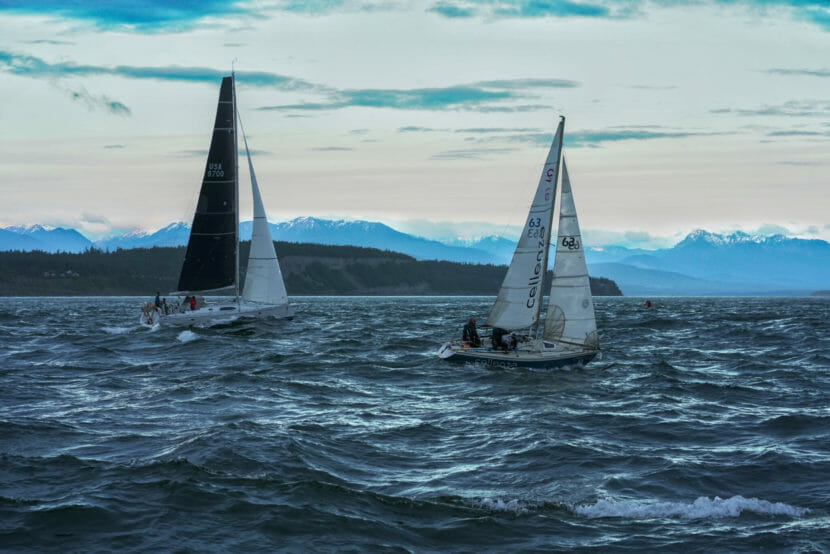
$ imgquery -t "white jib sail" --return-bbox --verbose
[240,133,289,306]
[542,158,599,350]
[486,117,564,331]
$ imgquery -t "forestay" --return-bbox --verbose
[486,117,564,331]
[240,128,289,306]
[543,159,599,350]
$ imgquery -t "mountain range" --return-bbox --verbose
[0,225,92,254]
[1,219,827,295]
[585,230,830,295]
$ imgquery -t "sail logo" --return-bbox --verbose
[526,222,546,309]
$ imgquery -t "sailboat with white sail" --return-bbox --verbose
[141,73,293,326]
[437,117,599,368]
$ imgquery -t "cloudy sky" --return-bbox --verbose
[1,0,828,247]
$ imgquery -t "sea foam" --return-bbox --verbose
[177,330,199,343]
[470,498,531,514]
[574,495,809,519]
[102,326,133,335]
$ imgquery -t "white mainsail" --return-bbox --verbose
[543,158,599,350]
[486,117,564,331]
[240,131,289,306]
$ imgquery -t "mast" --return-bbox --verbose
[485,116,565,333]
[531,116,564,339]
[232,71,240,301]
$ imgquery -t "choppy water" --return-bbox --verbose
[1,296,829,551]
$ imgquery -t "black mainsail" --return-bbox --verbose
[177,76,238,293]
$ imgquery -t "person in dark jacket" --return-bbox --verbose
[492,327,516,352]
[462,317,481,347]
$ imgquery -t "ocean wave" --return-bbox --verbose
[177,330,199,343]
[3,296,829,550]
[467,497,534,514]
[573,495,809,519]
[101,325,136,335]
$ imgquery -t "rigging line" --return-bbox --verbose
[498,124,559,248]
[550,338,595,349]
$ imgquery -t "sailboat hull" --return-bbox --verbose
[141,301,294,327]
[437,342,597,369]
[139,74,294,329]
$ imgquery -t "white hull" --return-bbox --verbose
[141,301,294,326]
[436,119,600,370]
[437,340,598,369]
[143,75,295,331]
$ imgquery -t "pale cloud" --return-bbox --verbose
[777,160,822,166]
[64,85,131,116]
[753,223,792,236]
[430,147,517,160]
[767,67,830,78]
[81,213,110,225]
[1,0,828,240]
[712,100,830,118]
[425,0,830,32]
[0,0,251,31]
[0,51,323,91]
[256,79,577,113]
[582,229,678,249]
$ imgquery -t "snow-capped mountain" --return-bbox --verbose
[262,217,500,263]
[3,221,828,295]
[587,230,830,294]
[96,222,190,250]
[443,235,517,264]
[93,217,500,263]
[0,225,93,253]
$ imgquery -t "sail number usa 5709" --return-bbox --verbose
[206,163,224,178]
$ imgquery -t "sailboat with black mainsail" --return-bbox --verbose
[141,73,294,326]
[437,117,599,368]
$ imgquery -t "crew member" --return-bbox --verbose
[462,317,481,347]
[492,327,516,352]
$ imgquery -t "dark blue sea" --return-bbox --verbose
[1,296,828,552]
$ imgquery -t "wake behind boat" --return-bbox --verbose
[437,117,600,369]
[141,73,294,326]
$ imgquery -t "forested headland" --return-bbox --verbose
[0,242,623,296]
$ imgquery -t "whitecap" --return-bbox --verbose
[102,326,134,335]
[470,497,530,514]
[574,495,809,519]
[177,330,199,343]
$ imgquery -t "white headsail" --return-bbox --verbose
[543,158,599,350]
[240,131,289,306]
[486,117,564,331]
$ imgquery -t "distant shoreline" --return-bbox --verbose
[0,244,623,297]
